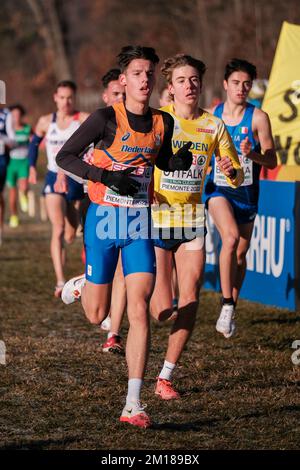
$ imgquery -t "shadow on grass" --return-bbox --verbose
[152,404,300,432]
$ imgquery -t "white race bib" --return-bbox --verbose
[213,154,253,186]
[104,162,152,207]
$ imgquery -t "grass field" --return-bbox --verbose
[0,209,300,450]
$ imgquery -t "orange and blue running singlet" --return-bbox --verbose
[55,102,174,284]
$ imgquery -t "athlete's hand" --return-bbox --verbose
[28,166,37,185]
[54,172,68,193]
[101,167,141,197]
[240,136,252,156]
[169,141,193,171]
[83,147,94,165]
[216,156,236,179]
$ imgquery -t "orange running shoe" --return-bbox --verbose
[120,402,151,428]
[155,378,180,400]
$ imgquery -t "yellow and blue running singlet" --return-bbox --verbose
[152,103,242,249]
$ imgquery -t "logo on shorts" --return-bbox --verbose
[121,132,131,142]
[87,265,92,276]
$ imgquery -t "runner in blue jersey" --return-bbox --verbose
[204,59,277,338]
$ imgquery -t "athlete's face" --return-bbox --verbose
[102,80,125,106]
[11,109,22,127]
[224,71,252,104]
[159,88,172,107]
[54,86,75,114]
[169,65,201,107]
[120,59,156,104]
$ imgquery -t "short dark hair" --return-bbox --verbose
[56,80,77,93]
[161,54,206,84]
[101,68,121,89]
[9,103,26,116]
[117,46,159,72]
[224,59,257,81]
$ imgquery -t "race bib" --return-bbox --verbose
[104,162,152,207]
[160,154,206,193]
[10,145,28,159]
[213,154,253,186]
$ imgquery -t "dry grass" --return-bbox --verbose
[0,215,300,450]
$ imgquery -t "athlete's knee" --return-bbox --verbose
[127,299,149,324]
[84,304,106,325]
[52,223,65,240]
[237,250,248,268]
[64,232,75,244]
[222,231,239,252]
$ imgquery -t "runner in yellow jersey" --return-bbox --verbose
[150,53,244,400]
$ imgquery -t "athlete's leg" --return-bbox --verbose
[9,186,17,217]
[109,255,126,333]
[166,238,204,364]
[125,272,154,378]
[155,238,204,399]
[150,247,173,321]
[207,197,239,299]
[64,200,80,244]
[233,221,254,303]
[45,193,67,289]
[18,176,29,213]
[6,162,19,225]
[81,280,112,325]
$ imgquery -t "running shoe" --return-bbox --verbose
[102,334,124,354]
[216,304,236,338]
[9,215,19,228]
[120,401,151,428]
[155,378,180,400]
[61,274,85,304]
[100,315,111,331]
[19,193,28,213]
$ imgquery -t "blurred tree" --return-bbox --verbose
[26,0,72,81]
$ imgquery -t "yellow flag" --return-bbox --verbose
[262,21,300,181]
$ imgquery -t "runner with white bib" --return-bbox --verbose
[204,58,277,338]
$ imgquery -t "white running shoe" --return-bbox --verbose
[216,304,236,338]
[100,315,111,331]
[120,401,151,428]
[61,274,85,305]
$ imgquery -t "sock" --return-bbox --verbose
[108,331,119,339]
[158,360,176,381]
[126,378,143,405]
[222,297,235,306]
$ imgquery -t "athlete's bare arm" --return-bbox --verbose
[240,108,277,169]
[28,114,52,184]
[34,114,52,137]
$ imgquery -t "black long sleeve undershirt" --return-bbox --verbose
[56,106,174,183]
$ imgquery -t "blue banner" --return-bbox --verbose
[204,181,300,310]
